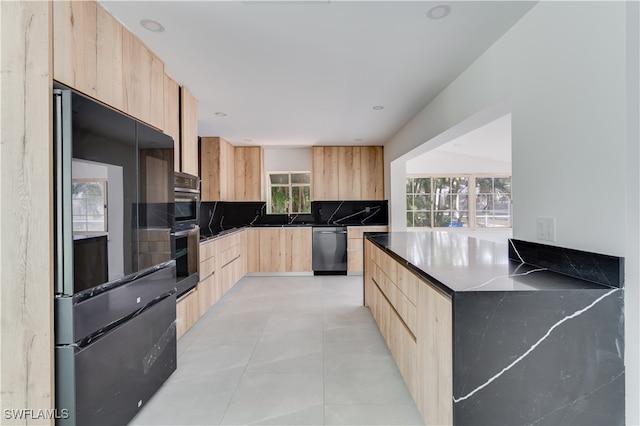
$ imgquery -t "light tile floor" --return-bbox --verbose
[130,275,424,426]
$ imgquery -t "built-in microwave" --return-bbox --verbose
[174,172,200,228]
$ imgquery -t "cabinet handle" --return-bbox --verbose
[221,254,241,269]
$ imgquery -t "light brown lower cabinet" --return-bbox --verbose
[176,288,199,339]
[364,240,453,425]
[177,230,247,338]
[247,227,312,273]
[347,225,388,274]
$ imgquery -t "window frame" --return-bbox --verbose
[266,171,311,214]
[406,174,512,230]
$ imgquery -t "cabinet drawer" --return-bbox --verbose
[220,244,241,267]
[199,240,217,261]
[199,256,216,281]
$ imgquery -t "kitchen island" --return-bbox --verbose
[364,232,625,426]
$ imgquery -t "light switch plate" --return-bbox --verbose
[536,217,556,242]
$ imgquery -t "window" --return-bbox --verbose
[406,175,511,229]
[72,179,108,233]
[268,172,311,214]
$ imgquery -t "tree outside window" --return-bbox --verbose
[406,175,511,229]
[268,172,311,214]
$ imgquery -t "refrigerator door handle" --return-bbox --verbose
[54,89,74,296]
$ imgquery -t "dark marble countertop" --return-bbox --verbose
[200,223,388,242]
[366,232,611,295]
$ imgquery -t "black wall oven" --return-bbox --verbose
[172,172,200,297]
[172,226,199,297]
[174,172,199,228]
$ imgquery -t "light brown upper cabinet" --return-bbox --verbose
[53,1,124,111]
[54,1,165,130]
[201,138,264,201]
[312,146,384,200]
[234,146,264,201]
[122,30,164,130]
[200,137,235,201]
[163,75,180,170]
[180,86,199,176]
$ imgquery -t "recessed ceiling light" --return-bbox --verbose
[427,4,451,20]
[244,139,253,142]
[372,106,384,110]
[140,19,164,33]
[355,138,364,142]
[214,112,227,117]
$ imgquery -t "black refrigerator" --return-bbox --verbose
[53,86,178,425]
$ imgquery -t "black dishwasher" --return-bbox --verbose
[312,227,347,275]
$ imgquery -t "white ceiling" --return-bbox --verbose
[99,1,535,148]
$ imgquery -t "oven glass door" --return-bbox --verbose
[175,192,199,225]
[173,227,199,295]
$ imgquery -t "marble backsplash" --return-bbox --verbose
[199,200,388,235]
[508,239,624,288]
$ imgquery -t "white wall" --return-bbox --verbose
[263,147,312,172]
[384,2,638,422]
[406,150,510,175]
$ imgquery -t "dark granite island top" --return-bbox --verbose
[364,231,625,426]
[366,231,621,294]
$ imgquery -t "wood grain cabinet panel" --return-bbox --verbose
[347,226,388,273]
[181,86,199,176]
[364,240,453,425]
[247,228,312,273]
[176,289,199,339]
[285,228,312,272]
[360,146,384,200]
[122,30,164,129]
[312,146,339,200]
[53,1,124,110]
[53,1,98,95]
[235,146,264,201]
[200,137,235,201]
[163,75,180,170]
[312,146,383,200]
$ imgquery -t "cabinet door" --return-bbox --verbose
[416,283,453,425]
[95,5,123,110]
[176,288,200,339]
[200,137,235,201]
[360,146,384,200]
[181,86,199,176]
[312,146,339,200]
[258,229,286,272]
[163,75,180,170]
[235,146,263,201]
[285,228,312,272]
[53,1,97,96]
[122,31,164,129]
[338,147,361,200]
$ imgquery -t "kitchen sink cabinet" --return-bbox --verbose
[312,146,384,200]
[247,228,312,273]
